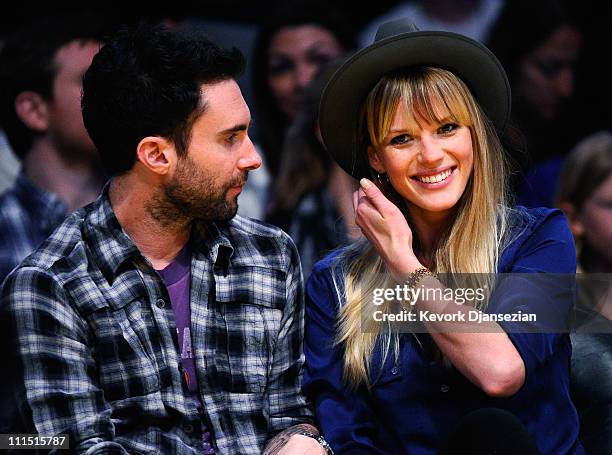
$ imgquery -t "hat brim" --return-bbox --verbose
[319,31,511,179]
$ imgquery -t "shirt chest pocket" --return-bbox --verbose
[66,276,170,402]
[214,265,285,394]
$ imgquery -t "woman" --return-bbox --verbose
[252,2,353,178]
[557,131,612,278]
[266,58,359,275]
[241,3,352,221]
[556,131,612,455]
[303,18,582,454]
[486,0,582,207]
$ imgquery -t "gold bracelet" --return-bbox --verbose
[406,267,436,290]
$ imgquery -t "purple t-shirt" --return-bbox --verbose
[158,246,214,454]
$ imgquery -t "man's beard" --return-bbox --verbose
[147,156,246,226]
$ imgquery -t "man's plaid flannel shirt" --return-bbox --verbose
[1,185,313,454]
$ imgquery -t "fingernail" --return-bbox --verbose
[360,178,372,189]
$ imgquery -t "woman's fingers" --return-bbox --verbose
[353,188,370,209]
[359,178,397,216]
[353,181,417,276]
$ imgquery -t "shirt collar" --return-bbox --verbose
[190,218,234,270]
[84,180,235,282]
[83,181,140,282]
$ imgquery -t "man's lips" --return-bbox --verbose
[230,174,248,188]
[229,175,248,192]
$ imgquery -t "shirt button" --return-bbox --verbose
[440,384,450,393]
[155,298,166,309]
[391,366,399,375]
[183,423,194,434]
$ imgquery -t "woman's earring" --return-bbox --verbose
[375,172,389,184]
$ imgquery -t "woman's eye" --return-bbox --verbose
[308,52,333,67]
[438,123,458,134]
[269,57,294,76]
[594,199,612,210]
[390,134,411,145]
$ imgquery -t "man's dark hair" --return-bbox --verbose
[82,23,245,176]
[0,13,107,158]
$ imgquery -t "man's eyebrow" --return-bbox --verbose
[217,123,249,135]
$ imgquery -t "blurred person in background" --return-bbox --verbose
[0,14,107,282]
[487,0,582,207]
[557,131,612,277]
[247,1,353,221]
[556,130,612,455]
[266,57,360,276]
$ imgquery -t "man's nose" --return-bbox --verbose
[238,136,262,171]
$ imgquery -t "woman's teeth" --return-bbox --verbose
[415,168,453,183]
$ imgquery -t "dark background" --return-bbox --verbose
[0,1,609,150]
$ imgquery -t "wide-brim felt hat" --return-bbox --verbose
[319,17,511,179]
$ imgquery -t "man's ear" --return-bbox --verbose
[135,137,176,176]
[14,91,49,132]
[558,202,585,238]
[367,145,385,173]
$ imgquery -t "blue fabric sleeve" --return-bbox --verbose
[490,209,577,378]
[303,262,387,454]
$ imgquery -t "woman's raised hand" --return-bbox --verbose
[353,178,423,280]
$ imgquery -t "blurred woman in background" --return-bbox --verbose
[252,1,353,179]
[556,130,612,455]
[487,0,582,207]
[266,58,359,276]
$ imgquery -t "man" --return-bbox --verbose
[0,14,107,283]
[1,23,329,454]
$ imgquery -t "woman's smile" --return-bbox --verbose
[411,165,457,187]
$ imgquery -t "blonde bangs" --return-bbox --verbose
[365,67,474,149]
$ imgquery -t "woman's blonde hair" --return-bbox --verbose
[335,66,513,388]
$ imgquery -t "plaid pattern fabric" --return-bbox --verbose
[289,190,349,278]
[0,173,67,283]
[1,184,313,454]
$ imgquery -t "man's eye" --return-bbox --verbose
[438,123,458,134]
[390,134,411,145]
[226,134,238,145]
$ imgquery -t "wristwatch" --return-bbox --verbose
[297,431,334,454]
